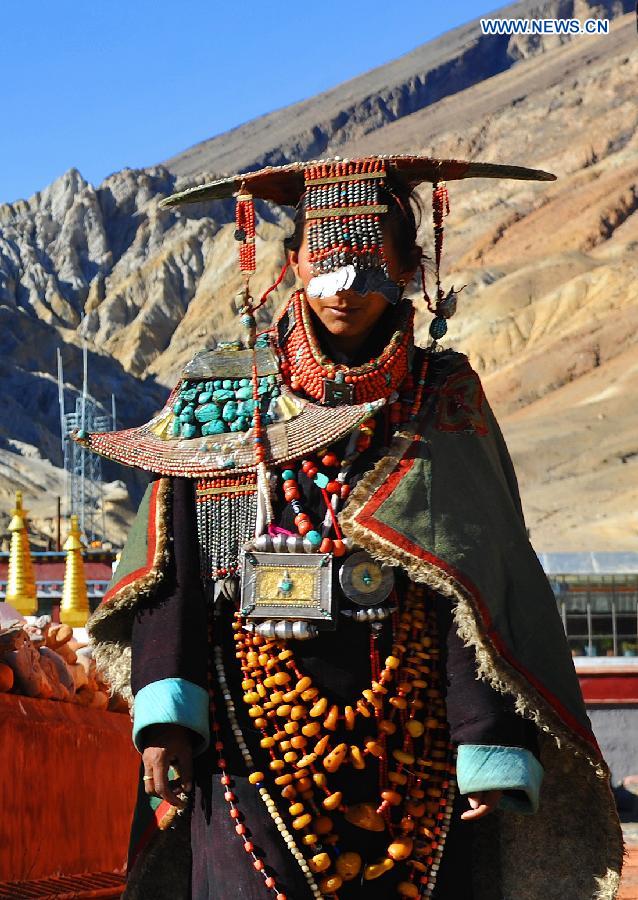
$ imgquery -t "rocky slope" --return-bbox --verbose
[0,1,635,550]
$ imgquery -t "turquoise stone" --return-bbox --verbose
[181,387,198,402]
[170,419,181,437]
[202,420,226,435]
[282,469,295,481]
[229,418,248,432]
[179,408,194,423]
[172,398,184,415]
[262,413,272,425]
[222,379,232,389]
[205,381,213,391]
[222,402,238,423]
[194,403,220,423]
[213,389,234,401]
[236,386,252,400]
[237,399,256,416]
[313,472,329,489]
[232,380,240,389]
[198,391,212,403]
[306,530,322,547]
[239,378,250,387]
[180,422,197,438]
[213,380,222,389]
[196,381,205,390]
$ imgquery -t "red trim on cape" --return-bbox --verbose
[101,480,161,607]
[353,437,601,756]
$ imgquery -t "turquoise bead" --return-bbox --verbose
[222,379,232,389]
[213,380,222,389]
[282,469,295,481]
[306,530,322,547]
[172,398,184,415]
[180,422,197,438]
[213,389,234,401]
[236,386,252,400]
[313,472,329,489]
[179,408,194,423]
[194,403,220,423]
[239,378,250,387]
[222,402,237,423]
[198,391,212,403]
[202,420,226,435]
[170,419,181,437]
[181,388,198,402]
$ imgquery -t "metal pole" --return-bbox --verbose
[57,348,65,455]
[56,495,61,552]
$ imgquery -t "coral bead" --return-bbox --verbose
[332,540,346,557]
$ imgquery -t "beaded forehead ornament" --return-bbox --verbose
[301,158,402,305]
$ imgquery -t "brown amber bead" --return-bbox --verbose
[345,803,385,832]
[336,852,362,881]
[363,857,394,880]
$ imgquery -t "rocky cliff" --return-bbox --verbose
[0,0,636,550]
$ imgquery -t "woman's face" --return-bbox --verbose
[288,224,416,350]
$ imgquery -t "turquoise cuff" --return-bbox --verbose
[133,677,210,756]
[456,744,544,815]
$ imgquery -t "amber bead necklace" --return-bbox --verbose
[231,583,456,898]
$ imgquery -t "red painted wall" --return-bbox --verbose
[0,694,138,881]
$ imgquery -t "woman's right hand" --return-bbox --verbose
[141,723,194,809]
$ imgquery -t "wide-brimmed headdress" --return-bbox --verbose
[160,154,555,341]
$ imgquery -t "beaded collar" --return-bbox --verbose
[276,291,415,407]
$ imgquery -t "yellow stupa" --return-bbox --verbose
[5,491,37,616]
[60,515,90,628]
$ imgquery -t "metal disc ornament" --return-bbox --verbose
[339,551,394,607]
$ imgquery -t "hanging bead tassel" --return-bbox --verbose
[429,181,451,342]
[235,191,257,274]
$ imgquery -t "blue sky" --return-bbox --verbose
[1,0,504,204]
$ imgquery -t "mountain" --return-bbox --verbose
[0,0,636,550]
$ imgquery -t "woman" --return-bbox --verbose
[82,156,622,899]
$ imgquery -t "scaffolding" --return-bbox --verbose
[57,344,116,543]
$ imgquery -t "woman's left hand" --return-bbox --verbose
[460,790,503,821]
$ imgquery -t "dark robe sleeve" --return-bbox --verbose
[131,477,208,696]
[438,598,539,756]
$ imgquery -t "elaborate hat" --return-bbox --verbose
[160,155,556,334]
[159,154,556,209]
